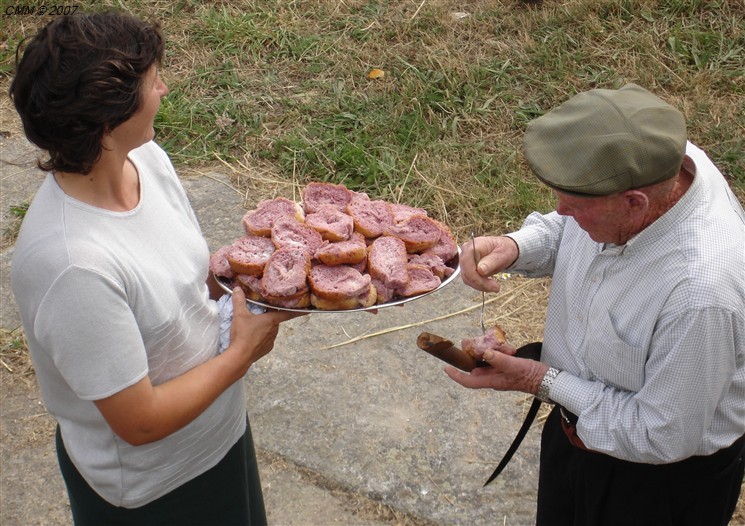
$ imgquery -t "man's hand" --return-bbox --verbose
[445,347,548,395]
[460,235,519,293]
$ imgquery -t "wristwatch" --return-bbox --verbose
[535,366,560,403]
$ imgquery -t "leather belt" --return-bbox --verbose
[559,406,589,450]
[482,342,543,486]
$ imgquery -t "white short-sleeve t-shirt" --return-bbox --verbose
[11,141,246,508]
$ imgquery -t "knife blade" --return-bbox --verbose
[471,232,486,335]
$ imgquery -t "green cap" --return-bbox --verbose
[523,84,687,196]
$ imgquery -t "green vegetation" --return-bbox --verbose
[2,0,743,239]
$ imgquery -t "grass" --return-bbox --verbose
[5,0,741,237]
[0,0,745,239]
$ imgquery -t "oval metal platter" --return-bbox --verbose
[215,248,461,313]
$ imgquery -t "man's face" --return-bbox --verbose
[554,190,632,244]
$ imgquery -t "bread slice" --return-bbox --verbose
[309,264,372,301]
[461,324,509,360]
[368,235,409,290]
[226,235,275,276]
[302,182,353,214]
[347,193,393,238]
[260,247,310,301]
[421,218,459,263]
[210,245,235,279]
[385,215,442,253]
[310,286,377,310]
[271,218,325,256]
[305,204,354,242]
[243,197,304,237]
[397,263,441,297]
[314,232,367,266]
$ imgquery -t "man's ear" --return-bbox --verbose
[623,190,649,213]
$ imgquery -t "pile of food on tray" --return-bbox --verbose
[210,182,460,310]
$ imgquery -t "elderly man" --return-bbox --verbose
[449,84,745,526]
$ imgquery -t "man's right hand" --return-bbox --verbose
[460,235,519,293]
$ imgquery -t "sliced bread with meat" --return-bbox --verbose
[226,235,276,276]
[368,235,409,291]
[243,197,305,237]
[302,182,354,214]
[305,204,354,242]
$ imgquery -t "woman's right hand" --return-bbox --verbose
[224,287,304,378]
[460,235,519,293]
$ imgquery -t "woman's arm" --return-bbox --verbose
[95,287,299,445]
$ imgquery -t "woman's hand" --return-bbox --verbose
[460,235,519,293]
[222,287,304,380]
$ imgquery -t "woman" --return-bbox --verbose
[10,11,298,524]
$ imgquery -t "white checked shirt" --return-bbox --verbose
[507,142,745,463]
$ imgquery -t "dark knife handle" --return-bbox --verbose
[416,333,488,372]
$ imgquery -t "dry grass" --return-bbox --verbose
[0,329,33,384]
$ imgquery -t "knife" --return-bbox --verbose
[416,332,489,372]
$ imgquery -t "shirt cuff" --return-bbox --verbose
[550,371,604,416]
[504,229,545,269]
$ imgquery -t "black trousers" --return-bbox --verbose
[56,419,267,526]
[536,406,745,526]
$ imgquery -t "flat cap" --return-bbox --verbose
[523,83,687,196]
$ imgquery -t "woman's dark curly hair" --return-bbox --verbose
[9,12,164,175]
